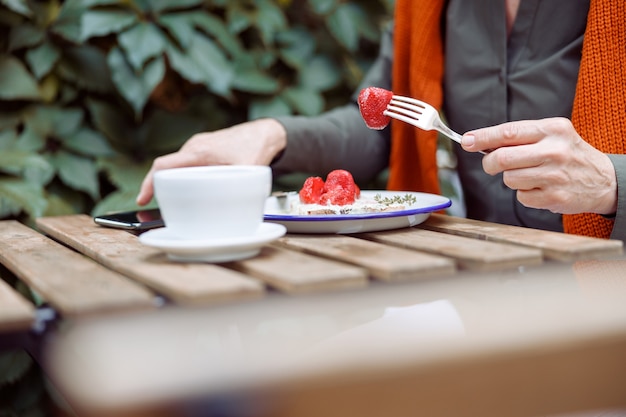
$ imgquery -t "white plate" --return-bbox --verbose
[263,190,451,234]
[139,222,286,263]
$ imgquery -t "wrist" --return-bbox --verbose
[597,156,618,215]
[256,118,287,164]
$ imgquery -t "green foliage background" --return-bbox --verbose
[0,0,394,224]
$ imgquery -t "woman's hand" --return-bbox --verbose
[461,117,617,215]
[136,118,287,206]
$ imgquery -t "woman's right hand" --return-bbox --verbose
[136,118,287,206]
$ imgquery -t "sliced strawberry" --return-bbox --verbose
[358,87,393,130]
[319,189,354,206]
[299,176,325,204]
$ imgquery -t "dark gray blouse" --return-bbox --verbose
[272,0,626,242]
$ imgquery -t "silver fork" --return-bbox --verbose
[384,95,487,154]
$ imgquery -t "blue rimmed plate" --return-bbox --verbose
[263,190,451,234]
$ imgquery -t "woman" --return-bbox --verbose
[137,0,626,243]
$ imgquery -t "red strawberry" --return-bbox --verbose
[299,176,325,204]
[299,170,360,206]
[358,87,393,130]
[320,170,358,205]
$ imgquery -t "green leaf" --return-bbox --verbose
[0,150,55,186]
[83,0,126,6]
[0,129,17,150]
[158,12,196,49]
[108,48,165,117]
[353,6,381,42]
[232,68,279,94]
[0,55,41,100]
[9,23,44,51]
[43,191,81,217]
[0,0,32,17]
[166,35,233,96]
[298,55,341,91]
[57,45,114,93]
[282,86,324,116]
[0,177,48,218]
[139,109,208,154]
[53,107,84,138]
[277,27,316,69]
[179,94,230,132]
[7,361,45,415]
[249,96,291,120]
[91,189,144,215]
[80,10,137,41]
[23,105,83,139]
[134,0,204,14]
[50,0,86,43]
[226,5,252,34]
[98,154,152,192]
[51,151,100,200]
[0,113,21,131]
[192,13,243,58]
[63,127,114,157]
[327,3,360,52]
[21,107,49,136]
[26,41,61,80]
[253,2,287,45]
[15,123,46,152]
[0,350,33,387]
[45,181,89,215]
[255,49,278,70]
[309,0,336,15]
[59,84,79,104]
[86,98,135,149]
[118,22,166,71]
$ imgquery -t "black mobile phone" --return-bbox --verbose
[94,208,164,231]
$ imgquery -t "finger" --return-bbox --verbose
[464,120,547,153]
[516,188,571,214]
[135,152,210,206]
[482,143,545,175]
[501,168,546,191]
[136,168,155,206]
[516,188,544,210]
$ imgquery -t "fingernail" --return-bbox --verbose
[462,134,475,147]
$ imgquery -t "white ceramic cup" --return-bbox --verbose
[153,165,272,240]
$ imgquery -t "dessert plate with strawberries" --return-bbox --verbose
[264,190,451,234]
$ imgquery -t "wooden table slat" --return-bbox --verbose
[274,235,455,281]
[0,278,36,333]
[363,227,543,271]
[36,216,265,306]
[421,214,624,261]
[228,246,369,293]
[0,220,155,316]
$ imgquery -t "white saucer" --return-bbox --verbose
[139,222,287,263]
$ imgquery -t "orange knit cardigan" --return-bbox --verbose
[388,0,626,239]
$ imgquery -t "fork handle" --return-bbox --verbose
[433,118,487,154]
[432,118,462,145]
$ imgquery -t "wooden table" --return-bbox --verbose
[1,214,626,417]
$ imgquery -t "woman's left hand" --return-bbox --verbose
[461,117,617,215]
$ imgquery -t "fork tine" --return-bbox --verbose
[391,95,429,109]
[386,104,423,119]
[388,100,425,116]
[383,108,424,130]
